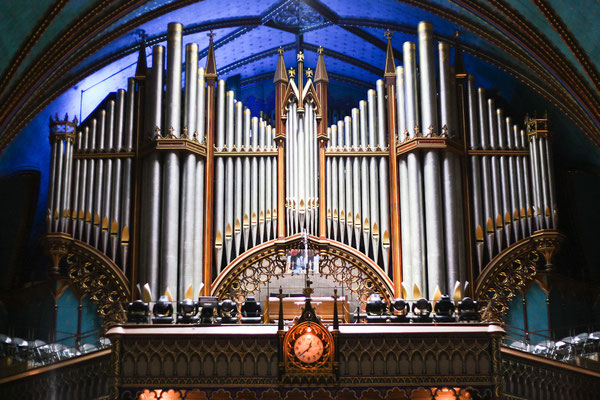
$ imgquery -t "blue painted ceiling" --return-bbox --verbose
[0,0,599,154]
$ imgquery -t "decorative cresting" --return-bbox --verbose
[211,235,394,301]
[45,232,130,329]
[475,230,563,322]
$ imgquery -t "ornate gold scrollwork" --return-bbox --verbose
[211,235,394,301]
[44,233,130,329]
[475,230,563,323]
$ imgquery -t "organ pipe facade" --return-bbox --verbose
[46,20,560,303]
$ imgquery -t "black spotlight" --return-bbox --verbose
[127,300,149,323]
[198,296,219,324]
[177,298,199,324]
[390,298,410,323]
[434,295,456,322]
[219,299,238,324]
[241,297,262,324]
[152,295,174,324]
[411,298,432,322]
[457,297,480,321]
[366,294,387,323]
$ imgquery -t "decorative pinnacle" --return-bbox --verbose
[428,125,434,137]
[208,30,215,39]
[317,46,324,55]
[168,126,175,138]
[288,67,296,78]
[384,29,393,40]
[305,68,313,79]
[442,124,448,137]
[277,47,284,55]
[297,51,304,62]
[183,126,189,138]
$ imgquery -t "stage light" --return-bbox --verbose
[218,299,238,324]
[152,295,174,324]
[366,293,387,323]
[241,297,262,324]
[198,296,219,324]
[457,297,479,321]
[389,298,409,323]
[127,299,149,324]
[176,298,199,324]
[411,298,432,322]
[434,294,456,322]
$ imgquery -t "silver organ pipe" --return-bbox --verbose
[46,19,563,305]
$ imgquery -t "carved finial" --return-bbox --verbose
[274,46,288,84]
[297,51,304,62]
[205,30,217,79]
[404,129,409,142]
[277,47,284,55]
[183,126,189,138]
[384,29,396,78]
[208,30,215,39]
[135,30,148,78]
[441,124,448,137]
[305,68,313,79]
[315,46,329,84]
[193,130,198,141]
[154,126,161,139]
[288,67,296,79]
[168,126,175,138]
[428,124,434,137]
[415,124,421,137]
[384,29,393,40]
[318,46,324,55]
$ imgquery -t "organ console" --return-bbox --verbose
[45,19,560,310]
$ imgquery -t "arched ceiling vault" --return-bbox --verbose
[0,0,599,153]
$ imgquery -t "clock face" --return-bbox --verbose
[293,332,324,364]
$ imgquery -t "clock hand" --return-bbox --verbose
[299,341,312,356]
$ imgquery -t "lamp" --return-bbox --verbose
[366,293,387,323]
[218,299,238,324]
[389,298,409,323]
[434,294,456,322]
[241,297,262,324]
[152,295,174,324]
[457,297,479,321]
[177,298,199,324]
[127,299,149,323]
[411,298,432,322]
[198,296,219,324]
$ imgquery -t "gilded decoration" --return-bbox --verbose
[211,235,394,302]
[44,233,130,329]
[475,230,563,323]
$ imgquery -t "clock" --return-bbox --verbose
[284,321,332,370]
[293,332,324,364]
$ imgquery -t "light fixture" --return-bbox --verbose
[434,294,456,322]
[177,298,199,324]
[127,299,149,324]
[198,296,219,324]
[241,297,262,324]
[152,295,174,324]
[457,297,479,321]
[218,298,238,324]
[366,293,387,323]
[411,298,432,322]
[389,298,409,323]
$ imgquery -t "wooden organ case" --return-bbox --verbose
[38,17,574,400]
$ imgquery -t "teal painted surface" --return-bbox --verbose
[56,287,79,347]
[80,297,102,344]
[504,291,525,342]
[526,283,549,344]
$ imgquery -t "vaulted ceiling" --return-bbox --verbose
[0,0,599,154]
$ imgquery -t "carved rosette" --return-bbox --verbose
[44,234,130,329]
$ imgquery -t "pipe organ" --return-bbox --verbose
[46,19,559,304]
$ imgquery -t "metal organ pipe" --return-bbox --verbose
[92,110,106,248]
[251,116,259,245]
[344,116,353,246]
[477,89,495,260]
[214,81,226,272]
[376,80,390,274]
[109,90,125,260]
[101,100,114,252]
[351,109,362,248]
[496,108,512,247]
[235,102,244,250]
[243,108,251,250]
[419,22,444,297]
[506,117,520,242]
[403,40,426,297]
[194,67,206,293]
[521,129,534,235]
[367,90,380,263]
[513,124,527,239]
[359,101,370,251]
[331,124,339,241]
[121,78,135,273]
[487,99,503,253]
[84,118,97,243]
[337,120,347,242]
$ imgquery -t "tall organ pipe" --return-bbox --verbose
[520,129,534,235]
[214,81,226,272]
[180,43,198,299]
[62,133,74,233]
[396,66,412,291]
[419,22,444,297]
[194,67,206,296]
[84,119,97,244]
[367,91,380,263]
[376,80,390,274]
[331,124,339,241]
[109,90,125,261]
[513,124,527,238]
[76,127,89,239]
[120,78,135,273]
[160,22,183,298]
[224,91,235,264]
[342,116,352,245]
[265,123,273,241]
[92,110,106,248]
[235,101,244,250]
[141,45,163,300]
[478,89,495,260]
[71,131,82,236]
[250,116,259,245]
[439,42,458,293]
[258,120,266,241]
[496,109,512,247]
[529,133,544,230]
[403,41,425,296]
[351,109,362,247]
[359,101,370,253]
[337,120,346,242]
[506,117,520,241]
[243,108,251,250]
[544,135,557,228]
[467,77,484,270]
[47,134,58,232]
[326,127,332,238]
[537,134,551,228]
[101,100,114,252]
[487,99,503,253]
